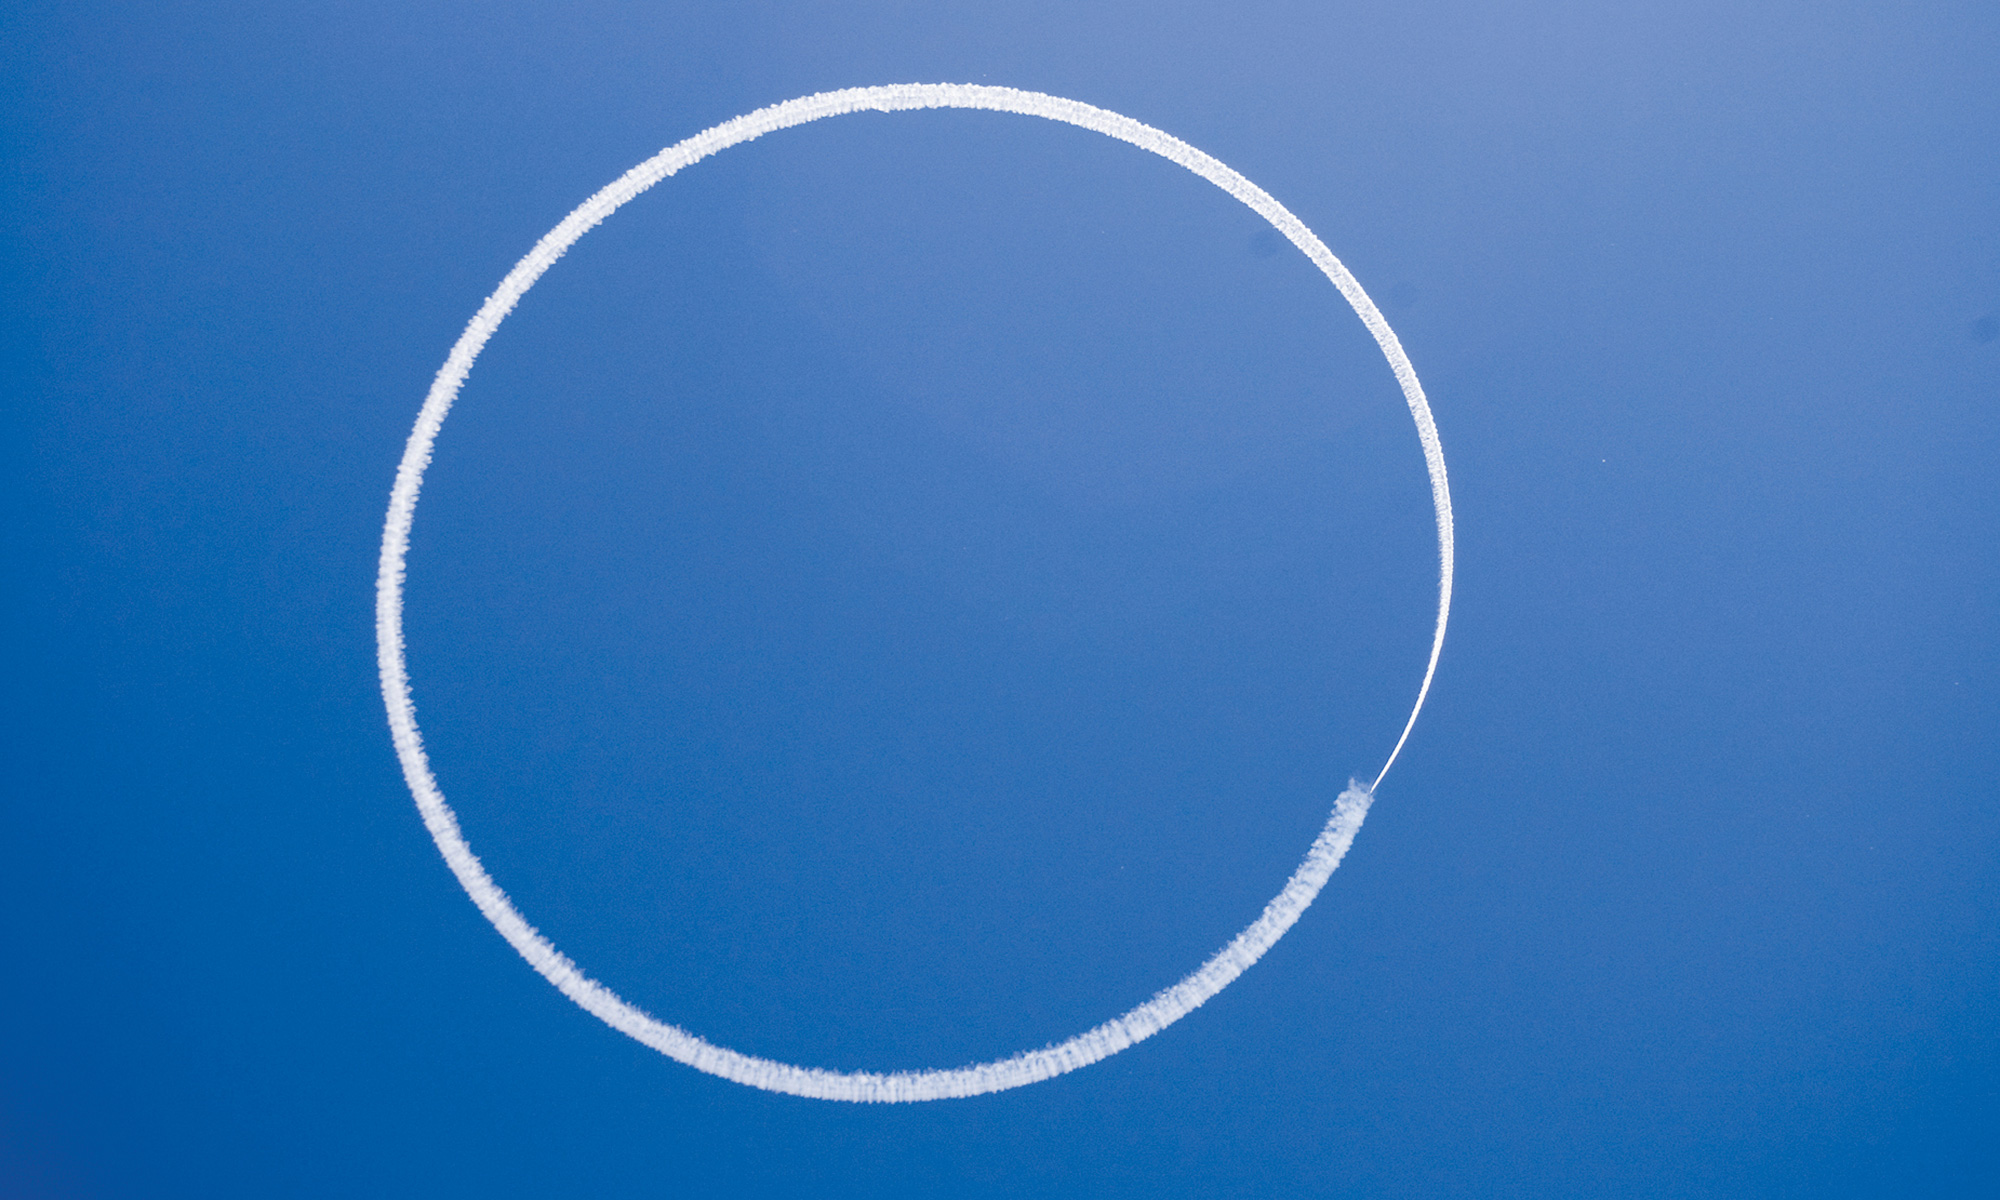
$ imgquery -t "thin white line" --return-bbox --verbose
[377,84,1453,1102]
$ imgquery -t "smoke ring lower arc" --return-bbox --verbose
[376,84,1454,1103]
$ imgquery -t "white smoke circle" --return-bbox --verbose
[378,84,1453,1102]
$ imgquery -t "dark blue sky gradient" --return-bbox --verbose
[4,2,1996,1196]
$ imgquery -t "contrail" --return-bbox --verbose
[378,85,1453,1102]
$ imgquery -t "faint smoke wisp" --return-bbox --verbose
[378,85,1454,1101]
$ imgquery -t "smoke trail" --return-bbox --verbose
[378,85,1453,1101]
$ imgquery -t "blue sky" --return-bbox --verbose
[4,2,1996,1196]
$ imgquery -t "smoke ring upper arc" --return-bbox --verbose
[376,84,1454,1103]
